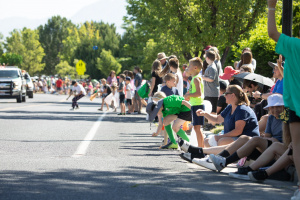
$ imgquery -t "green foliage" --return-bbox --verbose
[126,0,267,64]
[0,53,23,66]
[55,60,76,78]
[6,28,45,75]
[0,33,4,57]
[38,16,75,75]
[96,49,122,77]
[293,2,300,38]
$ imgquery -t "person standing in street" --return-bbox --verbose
[67,81,86,110]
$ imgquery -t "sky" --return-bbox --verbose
[0,0,128,39]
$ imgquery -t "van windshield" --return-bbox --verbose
[0,70,19,78]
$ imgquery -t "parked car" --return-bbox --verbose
[0,66,26,103]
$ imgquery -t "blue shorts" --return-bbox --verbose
[191,105,205,126]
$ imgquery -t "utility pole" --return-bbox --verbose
[282,0,293,37]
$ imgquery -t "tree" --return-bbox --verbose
[0,33,4,57]
[55,61,76,78]
[126,0,267,65]
[6,28,45,75]
[96,49,122,77]
[0,53,23,66]
[38,16,75,75]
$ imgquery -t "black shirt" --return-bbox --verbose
[217,94,227,114]
[151,71,163,95]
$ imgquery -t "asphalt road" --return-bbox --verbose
[0,94,297,200]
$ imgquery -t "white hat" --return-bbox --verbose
[263,94,284,110]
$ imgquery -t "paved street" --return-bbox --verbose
[0,94,297,200]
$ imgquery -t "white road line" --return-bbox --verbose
[72,112,107,158]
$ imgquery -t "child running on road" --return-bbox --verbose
[67,81,86,110]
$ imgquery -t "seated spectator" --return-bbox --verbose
[243,79,271,120]
[217,80,228,114]
[219,66,242,88]
[209,94,284,172]
[179,85,259,161]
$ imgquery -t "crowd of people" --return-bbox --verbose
[30,1,300,199]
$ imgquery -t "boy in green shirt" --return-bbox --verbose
[146,95,192,149]
[184,57,205,148]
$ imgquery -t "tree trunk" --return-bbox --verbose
[220,46,231,67]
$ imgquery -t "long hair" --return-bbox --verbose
[159,63,170,78]
[228,85,250,106]
[152,60,162,75]
[241,52,253,65]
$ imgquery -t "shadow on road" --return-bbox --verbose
[0,166,293,200]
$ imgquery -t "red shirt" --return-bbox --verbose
[56,79,63,88]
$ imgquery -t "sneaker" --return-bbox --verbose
[248,170,268,183]
[180,152,204,163]
[178,139,190,153]
[70,108,75,111]
[117,113,123,115]
[75,106,80,110]
[193,156,216,171]
[98,108,103,111]
[134,111,139,114]
[160,142,178,149]
[291,189,300,200]
[209,154,226,172]
[228,167,251,181]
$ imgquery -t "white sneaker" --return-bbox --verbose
[291,189,300,200]
[193,156,216,171]
[209,154,226,172]
[70,108,75,111]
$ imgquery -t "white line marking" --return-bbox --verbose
[72,112,107,158]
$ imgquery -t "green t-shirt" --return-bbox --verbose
[275,34,300,117]
[189,74,204,106]
[162,95,190,117]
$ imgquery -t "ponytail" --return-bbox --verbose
[159,63,170,78]
[239,91,250,106]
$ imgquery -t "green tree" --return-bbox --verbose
[0,33,4,57]
[55,60,76,78]
[126,0,267,65]
[0,53,23,66]
[96,49,122,77]
[6,28,45,75]
[38,16,75,75]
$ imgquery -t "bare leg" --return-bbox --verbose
[290,122,300,183]
[259,114,269,135]
[172,118,185,133]
[217,137,235,146]
[194,125,205,148]
[203,145,228,155]
[266,148,293,176]
[225,135,252,154]
[235,136,269,158]
[249,142,287,171]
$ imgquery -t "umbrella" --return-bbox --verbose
[233,72,275,88]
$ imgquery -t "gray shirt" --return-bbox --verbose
[135,73,142,90]
[265,115,282,142]
[204,62,220,97]
[118,81,125,95]
[214,60,223,76]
